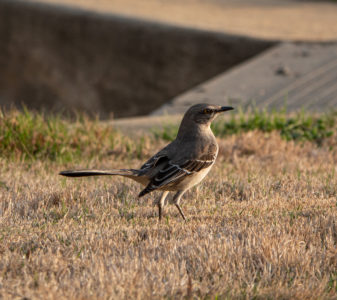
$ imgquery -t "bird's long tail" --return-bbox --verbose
[59,169,140,178]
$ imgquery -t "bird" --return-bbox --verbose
[59,103,234,221]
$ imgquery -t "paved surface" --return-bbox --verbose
[29,0,337,41]
[110,114,183,135]
[22,0,337,131]
[1,0,273,119]
[153,42,337,115]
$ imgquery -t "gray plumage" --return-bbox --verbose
[59,103,234,220]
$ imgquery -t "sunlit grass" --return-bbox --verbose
[0,108,336,299]
[155,108,336,146]
[0,108,154,163]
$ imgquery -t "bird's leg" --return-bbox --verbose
[157,191,169,221]
[175,204,186,221]
[172,191,187,221]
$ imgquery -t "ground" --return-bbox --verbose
[0,111,336,299]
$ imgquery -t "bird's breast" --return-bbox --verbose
[172,163,214,191]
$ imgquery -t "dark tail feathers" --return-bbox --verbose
[59,169,139,177]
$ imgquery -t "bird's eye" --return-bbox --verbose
[203,109,212,114]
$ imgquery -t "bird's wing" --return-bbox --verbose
[138,153,216,197]
[140,152,169,171]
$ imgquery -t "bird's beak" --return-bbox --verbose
[216,106,234,113]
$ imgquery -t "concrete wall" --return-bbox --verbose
[0,0,275,118]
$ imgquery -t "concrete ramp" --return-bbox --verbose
[153,43,337,114]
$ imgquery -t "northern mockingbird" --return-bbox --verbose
[60,103,234,221]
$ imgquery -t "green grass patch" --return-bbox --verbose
[0,108,119,162]
[155,108,336,145]
[1,108,336,162]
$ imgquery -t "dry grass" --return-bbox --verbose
[1,125,337,298]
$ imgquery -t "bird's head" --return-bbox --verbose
[183,103,234,126]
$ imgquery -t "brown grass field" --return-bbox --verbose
[0,113,337,299]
